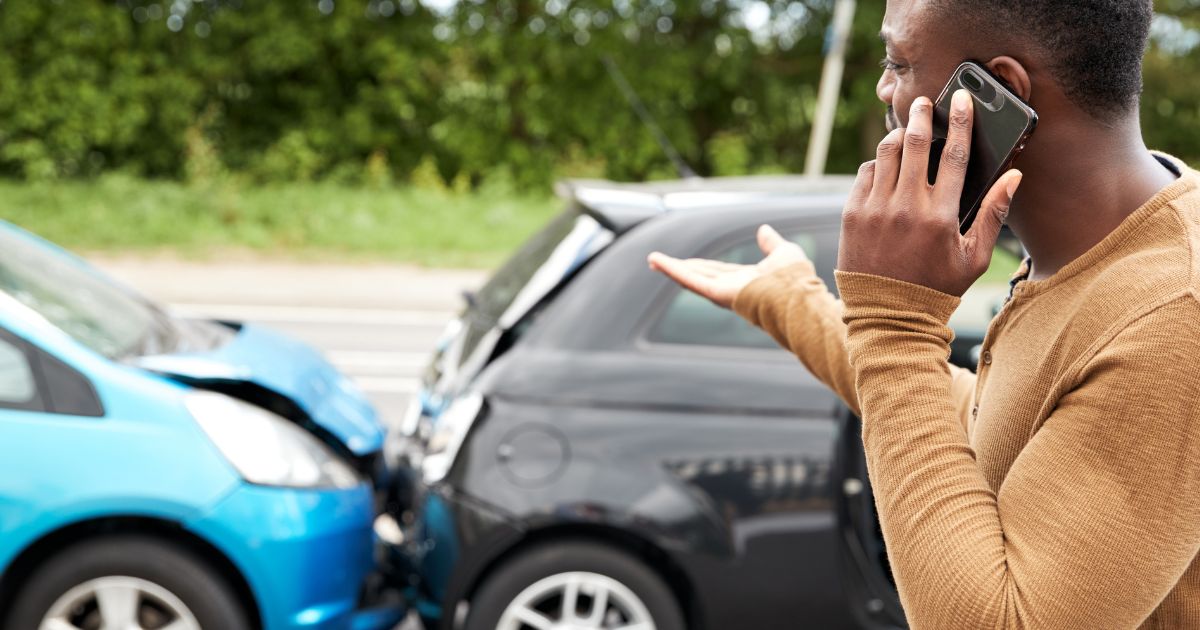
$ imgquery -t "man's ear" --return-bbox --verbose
[985,56,1032,102]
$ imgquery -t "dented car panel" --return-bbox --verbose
[386,175,1007,629]
[0,219,404,629]
[135,323,385,455]
[386,178,914,630]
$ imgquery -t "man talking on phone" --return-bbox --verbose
[650,1,1200,628]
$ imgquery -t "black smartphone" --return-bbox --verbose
[928,61,1038,234]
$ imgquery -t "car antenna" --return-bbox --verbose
[601,55,699,180]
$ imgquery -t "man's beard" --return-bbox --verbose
[885,106,901,133]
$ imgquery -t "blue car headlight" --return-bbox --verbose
[185,391,361,489]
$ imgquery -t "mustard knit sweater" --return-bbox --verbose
[732,163,1200,629]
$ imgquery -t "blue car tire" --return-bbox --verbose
[4,535,251,630]
[465,541,684,630]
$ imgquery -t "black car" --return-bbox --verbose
[381,176,1016,630]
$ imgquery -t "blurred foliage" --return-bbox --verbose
[0,0,1198,188]
[1145,0,1200,159]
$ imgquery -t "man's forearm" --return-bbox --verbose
[733,261,862,414]
[733,262,976,428]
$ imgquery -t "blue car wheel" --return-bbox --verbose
[4,536,250,630]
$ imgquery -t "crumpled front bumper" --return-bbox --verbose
[374,459,523,626]
[187,482,407,630]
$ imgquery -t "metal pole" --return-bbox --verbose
[805,0,857,178]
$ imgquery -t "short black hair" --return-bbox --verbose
[933,0,1153,118]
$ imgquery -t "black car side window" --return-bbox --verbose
[648,231,823,350]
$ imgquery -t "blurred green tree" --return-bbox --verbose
[0,0,1195,187]
[1144,0,1200,162]
[0,1,200,179]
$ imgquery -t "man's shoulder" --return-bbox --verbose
[1169,166,1200,227]
[1075,168,1200,329]
[1159,163,1200,295]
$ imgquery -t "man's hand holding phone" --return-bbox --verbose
[839,89,1023,298]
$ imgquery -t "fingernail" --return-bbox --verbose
[1006,171,1023,199]
[953,89,970,112]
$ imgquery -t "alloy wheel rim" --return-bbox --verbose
[497,571,656,630]
[39,575,201,630]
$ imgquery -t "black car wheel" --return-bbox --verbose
[467,541,684,630]
[5,535,251,630]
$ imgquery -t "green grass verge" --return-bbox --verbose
[0,175,1031,278]
[0,175,562,268]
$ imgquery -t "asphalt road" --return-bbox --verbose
[94,257,489,630]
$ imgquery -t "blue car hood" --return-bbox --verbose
[135,324,384,455]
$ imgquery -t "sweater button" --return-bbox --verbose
[982,350,993,365]
[972,406,979,418]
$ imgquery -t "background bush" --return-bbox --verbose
[1,0,1198,189]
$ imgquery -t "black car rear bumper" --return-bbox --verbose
[378,464,523,626]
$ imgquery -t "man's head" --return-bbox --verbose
[878,0,1153,132]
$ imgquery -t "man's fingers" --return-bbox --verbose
[647,252,722,301]
[873,128,905,193]
[757,224,786,255]
[898,97,934,193]
[649,253,742,277]
[933,89,974,210]
[686,258,742,276]
[849,160,875,209]
[963,169,1022,266]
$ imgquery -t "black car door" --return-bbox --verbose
[624,221,874,630]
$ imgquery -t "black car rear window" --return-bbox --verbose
[459,207,613,365]
[473,210,579,324]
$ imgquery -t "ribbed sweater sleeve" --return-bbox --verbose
[732,261,976,431]
[835,270,1200,630]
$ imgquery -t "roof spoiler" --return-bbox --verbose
[555,175,861,235]
[556,180,667,235]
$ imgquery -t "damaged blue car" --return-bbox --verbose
[0,221,405,630]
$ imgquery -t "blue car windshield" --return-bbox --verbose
[0,226,172,359]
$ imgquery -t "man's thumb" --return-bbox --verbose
[968,170,1022,258]
[757,224,786,255]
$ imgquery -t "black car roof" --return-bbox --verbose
[556,175,857,234]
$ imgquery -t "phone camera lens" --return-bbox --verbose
[962,70,984,92]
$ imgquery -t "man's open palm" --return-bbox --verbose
[647,225,810,309]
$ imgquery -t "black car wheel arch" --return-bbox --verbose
[466,539,685,630]
[441,525,698,630]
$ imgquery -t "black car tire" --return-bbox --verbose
[466,541,684,630]
[5,535,251,630]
